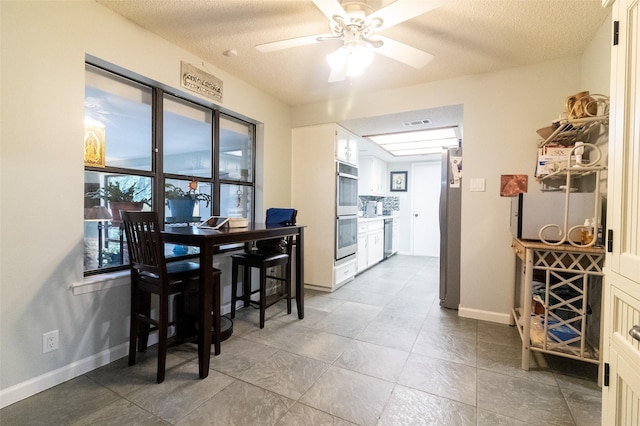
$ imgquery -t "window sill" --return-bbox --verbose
[72,271,130,295]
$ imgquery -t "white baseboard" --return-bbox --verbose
[0,342,129,409]
[458,306,512,325]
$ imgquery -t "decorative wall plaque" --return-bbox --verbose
[180,61,223,102]
[500,174,528,196]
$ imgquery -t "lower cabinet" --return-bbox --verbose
[357,219,384,273]
[368,227,384,265]
[335,258,357,287]
[357,231,368,272]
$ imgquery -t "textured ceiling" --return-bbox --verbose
[97,0,610,108]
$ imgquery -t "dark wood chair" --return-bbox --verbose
[121,210,220,383]
[230,208,297,328]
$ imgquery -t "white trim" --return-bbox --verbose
[71,271,130,295]
[458,306,512,325]
[0,342,129,409]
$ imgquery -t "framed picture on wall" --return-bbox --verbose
[390,171,408,192]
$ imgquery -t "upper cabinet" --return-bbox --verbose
[336,126,358,166]
[359,155,387,196]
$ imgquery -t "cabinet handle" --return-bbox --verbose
[630,325,640,342]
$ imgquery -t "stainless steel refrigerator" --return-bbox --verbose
[439,146,462,309]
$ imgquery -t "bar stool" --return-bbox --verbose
[121,210,221,383]
[230,208,296,328]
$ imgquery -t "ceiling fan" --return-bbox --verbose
[256,0,440,82]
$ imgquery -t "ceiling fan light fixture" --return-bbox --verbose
[346,62,365,77]
[351,43,373,67]
[326,46,349,71]
[326,41,373,76]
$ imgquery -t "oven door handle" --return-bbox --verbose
[337,172,358,180]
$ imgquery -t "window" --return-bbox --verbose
[83,63,256,275]
[219,115,255,222]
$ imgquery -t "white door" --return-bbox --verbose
[602,0,640,422]
[411,161,441,256]
[607,0,640,286]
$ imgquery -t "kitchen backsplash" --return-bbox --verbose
[359,195,400,214]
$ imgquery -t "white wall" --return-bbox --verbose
[0,1,291,406]
[292,15,612,324]
[582,11,613,96]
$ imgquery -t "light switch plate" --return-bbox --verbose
[470,178,486,192]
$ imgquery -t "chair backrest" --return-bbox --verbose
[256,208,297,254]
[265,208,297,226]
[121,210,167,277]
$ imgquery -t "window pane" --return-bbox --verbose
[220,184,253,222]
[84,172,152,273]
[85,65,152,171]
[163,95,213,178]
[220,115,253,182]
[165,178,212,225]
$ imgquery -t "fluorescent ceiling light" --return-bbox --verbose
[366,126,460,157]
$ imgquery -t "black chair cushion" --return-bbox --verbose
[139,262,200,281]
[166,261,200,276]
[231,252,289,267]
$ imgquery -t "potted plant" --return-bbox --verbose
[165,181,211,220]
[86,181,151,223]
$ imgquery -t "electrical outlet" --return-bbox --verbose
[43,330,59,353]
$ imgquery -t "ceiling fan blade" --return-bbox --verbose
[312,0,348,23]
[256,34,330,53]
[328,67,347,83]
[367,0,443,31]
[374,36,434,68]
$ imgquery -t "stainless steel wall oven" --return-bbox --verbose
[336,161,358,216]
[336,215,358,260]
[336,161,358,261]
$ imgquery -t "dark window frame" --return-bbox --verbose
[83,60,256,277]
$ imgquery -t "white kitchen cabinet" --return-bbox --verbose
[335,257,357,287]
[336,126,358,166]
[357,218,384,273]
[358,156,387,196]
[292,123,357,292]
[602,0,640,422]
[357,223,368,272]
[369,226,384,264]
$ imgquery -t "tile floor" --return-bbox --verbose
[1,255,602,425]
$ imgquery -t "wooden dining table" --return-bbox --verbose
[161,223,305,379]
